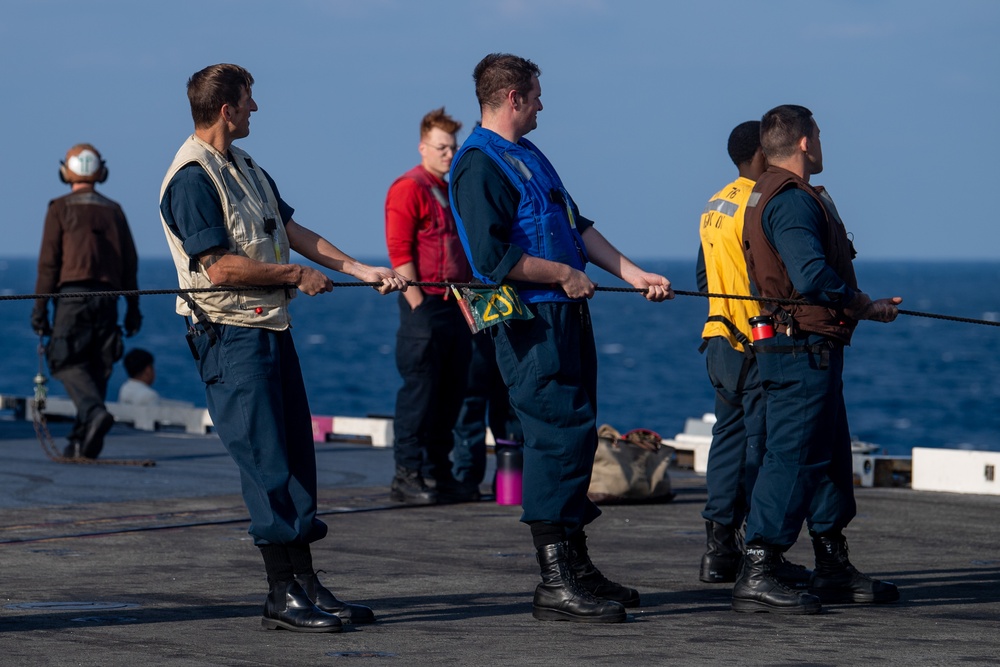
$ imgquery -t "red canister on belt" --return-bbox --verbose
[749,315,775,341]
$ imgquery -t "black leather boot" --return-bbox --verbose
[390,466,438,505]
[261,580,343,632]
[699,521,742,583]
[533,543,627,623]
[435,476,482,504]
[295,572,376,624]
[732,544,822,614]
[567,534,640,607]
[772,553,813,590]
[80,408,114,459]
[809,531,899,603]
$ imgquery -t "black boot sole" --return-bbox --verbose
[389,490,437,505]
[731,597,822,614]
[592,591,640,608]
[810,588,900,604]
[261,617,343,632]
[532,606,627,623]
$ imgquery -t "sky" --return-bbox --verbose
[2,0,998,264]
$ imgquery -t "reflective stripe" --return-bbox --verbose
[429,185,449,210]
[747,192,762,207]
[502,153,533,181]
[704,198,739,217]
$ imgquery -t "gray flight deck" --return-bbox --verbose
[1,420,998,666]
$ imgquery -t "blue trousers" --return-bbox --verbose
[452,330,522,486]
[393,294,471,480]
[493,301,601,529]
[701,337,765,528]
[745,333,857,547]
[191,323,327,546]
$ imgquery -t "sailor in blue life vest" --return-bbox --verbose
[737,104,902,614]
[450,53,674,624]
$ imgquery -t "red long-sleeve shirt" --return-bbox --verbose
[385,165,470,295]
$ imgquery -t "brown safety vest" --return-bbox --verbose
[742,167,859,344]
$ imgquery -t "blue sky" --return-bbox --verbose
[2,0,997,262]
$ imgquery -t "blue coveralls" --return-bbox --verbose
[450,126,601,530]
[743,188,859,547]
[452,330,523,487]
[161,165,327,546]
[702,337,765,528]
[695,248,765,528]
[746,332,855,546]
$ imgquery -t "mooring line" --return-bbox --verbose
[2,282,997,328]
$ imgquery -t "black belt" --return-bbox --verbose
[752,339,836,370]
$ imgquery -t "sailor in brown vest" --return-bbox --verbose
[737,104,902,614]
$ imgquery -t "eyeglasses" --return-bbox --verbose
[424,143,458,154]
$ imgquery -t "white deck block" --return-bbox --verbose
[912,447,1000,495]
[32,396,213,435]
[312,415,395,448]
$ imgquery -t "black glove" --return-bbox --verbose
[843,291,899,323]
[31,305,51,337]
[124,306,143,337]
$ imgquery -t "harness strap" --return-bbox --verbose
[702,315,754,358]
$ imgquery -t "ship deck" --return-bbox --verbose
[1,420,997,666]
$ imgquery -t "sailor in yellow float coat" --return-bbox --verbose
[696,120,810,589]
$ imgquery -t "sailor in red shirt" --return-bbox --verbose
[385,108,475,504]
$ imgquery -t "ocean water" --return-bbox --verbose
[1,257,998,457]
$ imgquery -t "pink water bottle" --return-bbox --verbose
[495,443,523,506]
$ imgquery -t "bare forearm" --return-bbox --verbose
[285,219,358,276]
[393,261,424,309]
[506,254,572,285]
[582,226,641,282]
[580,226,674,302]
[204,253,302,287]
[507,255,594,300]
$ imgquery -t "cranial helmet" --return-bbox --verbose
[59,143,108,184]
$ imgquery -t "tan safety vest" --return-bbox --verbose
[699,176,760,353]
[160,135,293,330]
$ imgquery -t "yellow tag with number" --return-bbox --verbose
[459,285,533,332]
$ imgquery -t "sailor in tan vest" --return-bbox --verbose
[159,63,406,633]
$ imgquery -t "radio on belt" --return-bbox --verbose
[749,315,775,341]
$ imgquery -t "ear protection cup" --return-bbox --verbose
[59,144,108,184]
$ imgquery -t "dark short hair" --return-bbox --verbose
[473,53,540,111]
[187,64,255,128]
[421,107,462,139]
[760,105,814,160]
[727,121,761,167]
[123,348,154,378]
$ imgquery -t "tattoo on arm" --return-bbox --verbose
[199,252,226,270]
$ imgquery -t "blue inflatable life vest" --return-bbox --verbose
[450,126,588,303]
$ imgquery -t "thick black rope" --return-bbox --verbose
[4,282,997,328]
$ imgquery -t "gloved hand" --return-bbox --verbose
[843,292,902,323]
[124,305,143,337]
[864,297,903,323]
[31,306,51,336]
